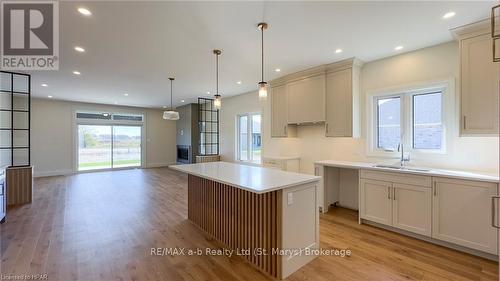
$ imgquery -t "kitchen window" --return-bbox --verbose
[372,86,445,153]
[237,113,262,163]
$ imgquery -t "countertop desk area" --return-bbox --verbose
[170,162,321,279]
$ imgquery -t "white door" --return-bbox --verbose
[359,179,392,226]
[392,183,432,237]
[432,177,498,254]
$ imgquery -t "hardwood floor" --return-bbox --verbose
[0,168,497,281]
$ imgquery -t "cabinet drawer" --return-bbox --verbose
[360,170,431,187]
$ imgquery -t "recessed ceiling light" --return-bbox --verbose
[335,49,343,54]
[102,113,110,117]
[443,11,456,19]
[73,71,81,75]
[181,100,185,103]
[124,93,129,96]
[47,95,53,98]
[394,46,404,51]
[275,68,281,72]
[114,101,118,104]
[78,8,92,16]
[41,83,48,87]
[206,91,211,95]
[236,81,242,85]
[74,46,85,52]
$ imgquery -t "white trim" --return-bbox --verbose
[34,169,74,178]
[366,78,455,159]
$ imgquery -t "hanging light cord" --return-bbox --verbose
[216,52,219,94]
[261,26,264,82]
[170,79,173,110]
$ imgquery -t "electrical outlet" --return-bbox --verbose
[287,192,293,205]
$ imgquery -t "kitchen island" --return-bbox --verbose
[170,162,320,279]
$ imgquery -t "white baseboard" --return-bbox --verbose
[145,162,176,168]
[34,169,74,178]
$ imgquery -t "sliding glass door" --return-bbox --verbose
[78,125,141,171]
[112,126,141,168]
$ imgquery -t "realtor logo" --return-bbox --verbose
[1,1,59,70]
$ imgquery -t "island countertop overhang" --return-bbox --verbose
[169,162,320,194]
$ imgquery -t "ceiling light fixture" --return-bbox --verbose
[181,100,185,103]
[275,68,281,72]
[163,77,180,120]
[74,46,85,52]
[236,81,242,85]
[41,83,48,87]
[213,49,222,110]
[335,48,343,54]
[124,93,129,96]
[78,8,92,16]
[443,11,456,19]
[394,46,404,51]
[257,22,269,101]
[206,91,211,95]
[48,95,53,98]
[73,71,81,75]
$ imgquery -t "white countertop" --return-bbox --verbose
[315,160,499,183]
[262,156,301,160]
[170,162,320,194]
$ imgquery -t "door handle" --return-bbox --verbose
[387,186,391,199]
[463,116,467,130]
[284,125,287,135]
[326,123,329,133]
[433,181,437,196]
[492,197,500,229]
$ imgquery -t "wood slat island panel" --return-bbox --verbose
[188,174,283,278]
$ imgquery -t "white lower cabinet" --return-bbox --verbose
[360,177,432,237]
[432,177,498,255]
[360,170,499,255]
[360,179,392,226]
[392,183,432,237]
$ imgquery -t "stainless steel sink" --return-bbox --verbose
[372,164,430,172]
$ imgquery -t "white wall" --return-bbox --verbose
[218,90,300,163]
[218,41,499,175]
[31,98,176,177]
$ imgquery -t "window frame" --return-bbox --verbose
[236,112,262,164]
[368,81,450,157]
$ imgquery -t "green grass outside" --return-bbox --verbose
[79,159,141,169]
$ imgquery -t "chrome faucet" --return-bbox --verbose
[397,143,410,167]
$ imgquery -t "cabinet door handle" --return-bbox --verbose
[284,125,287,135]
[326,123,329,133]
[433,182,437,196]
[492,197,500,229]
[387,186,391,199]
[463,116,466,130]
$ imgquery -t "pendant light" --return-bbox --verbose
[213,49,222,110]
[163,77,180,120]
[257,22,268,101]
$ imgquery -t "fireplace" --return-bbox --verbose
[177,145,191,164]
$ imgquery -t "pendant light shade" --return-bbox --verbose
[213,49,222,110]
[163,77,180,120]
[257,22,268,101]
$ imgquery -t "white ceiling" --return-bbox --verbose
[30,1,494,108]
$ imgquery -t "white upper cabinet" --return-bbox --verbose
[269,58,362,138]
[271,85,296,137]
[325,59,362,137]
[453,21,500,135]
[287,75,326,124]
